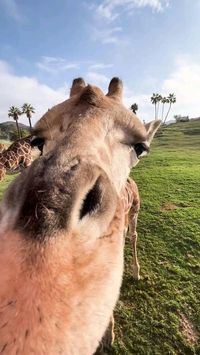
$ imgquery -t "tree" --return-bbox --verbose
[130,103,138,114]
[151,93,158,120]
[156,94,162,119]
[163,93,176,124]
[151,93,162,119]
[9,128,20,141]
[161,96,168,120]
[8,106,22,138]
[22,103,35,130]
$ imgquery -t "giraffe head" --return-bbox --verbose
[1,78,160,240]
[32,77,160,194]
[0,78,160,353]
[2,78,160,236]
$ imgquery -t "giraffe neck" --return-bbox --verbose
[0,138,32,175]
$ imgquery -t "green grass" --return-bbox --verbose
[113,121,200,354]
[0,139,11,146]
[0,121,199,354]
[0,174,17,200]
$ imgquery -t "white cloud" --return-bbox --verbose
[162,59,200,118]
[88,1,170,45]
[36,56,80,74]
[96,2,119,21]
[124,58,200,122]
[86,72,110,86]
[1,56,199,128]
[0,0,23,21]
[124,94,152,122]
[0,60,67,125]
[89,63,113,70]
[94,0,170,21]
[91,26,122,44]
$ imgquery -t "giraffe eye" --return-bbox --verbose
[31,137,45,155]
[134,143,149,158]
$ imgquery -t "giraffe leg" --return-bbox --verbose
[94,314,115,354]
[128,211,140,280]
[123,213,129,239]
[0,167,6,181]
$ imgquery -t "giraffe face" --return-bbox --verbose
[2,78,160,241]
[32,78,160,194]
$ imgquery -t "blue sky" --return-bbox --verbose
[0,0,200,124]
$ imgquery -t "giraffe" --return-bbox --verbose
[0,136,33,181]
[122,177,141,279]
[0,78,160,355]
[95,177,141,354]
[34,78,143,282]
[36,79,143,353]
[36,79,142,281]
[0,143,7,154]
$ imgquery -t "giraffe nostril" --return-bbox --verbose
[80,177,102,219]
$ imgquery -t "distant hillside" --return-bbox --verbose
[0,121,30,130]
[190,117,200,121]
[0,121,30,141]
[154,118,200,150]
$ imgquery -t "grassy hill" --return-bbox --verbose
[0,120,199,354]
[114,120,200,354]
[0,121,29,129]
[0,121,30,141]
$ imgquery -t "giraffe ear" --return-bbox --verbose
[145,120,161,143]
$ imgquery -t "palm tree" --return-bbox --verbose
[163,94,176,124]
[8,106,22,138]
[161,96,168,121]
[156,94,162,119]
[151,93,157,120]
[22,103,35,130]
[130,103,138,114]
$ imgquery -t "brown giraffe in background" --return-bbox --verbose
[123,177,141,279]
[0,143,7,154]
[96,177,141,354]
[0,137,33,181]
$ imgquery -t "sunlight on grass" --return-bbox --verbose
[112,121,200,354]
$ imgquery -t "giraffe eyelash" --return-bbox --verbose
[30,137,45,155]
